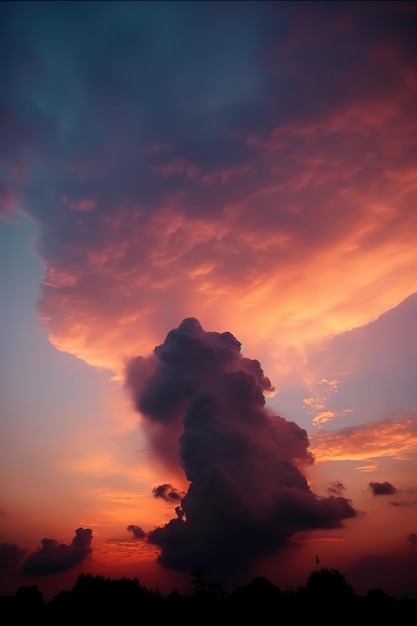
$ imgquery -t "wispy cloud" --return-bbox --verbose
[311,415,417,462]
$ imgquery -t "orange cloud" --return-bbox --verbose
[38,148,417,377]
[310,414,417,463]
[40,106,417,382]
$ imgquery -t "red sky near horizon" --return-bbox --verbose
[1,0,417,601]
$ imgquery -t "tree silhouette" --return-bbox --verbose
[1,567,417,623]
[305,567,354,599]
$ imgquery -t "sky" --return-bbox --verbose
[1,0,417,601]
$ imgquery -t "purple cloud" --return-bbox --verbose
[0,542,27,570]
[19,528,92,576]
[152,484,184,503]
[369,481,397,496]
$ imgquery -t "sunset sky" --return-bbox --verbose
[1,0,417,601]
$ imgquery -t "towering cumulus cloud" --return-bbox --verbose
[126,319,356,583]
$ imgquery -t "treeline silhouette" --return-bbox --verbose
[1,568,416,624]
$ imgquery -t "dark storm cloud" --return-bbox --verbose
[4,0,413,235]
[369,481,397,496]
[152,484,184,503]
[0,1,272,180]
[0,542,27,570]
[127,525,146,540]
[19,528,92,576]
[126,318,356,584]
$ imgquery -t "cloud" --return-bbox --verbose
[126,525,146,540]
[326,481,346,496]
[152,484,184,503]
[310,414,417,462]
[369,481,397,496]
[19,528,92,576]
[390,499,417,507]
[0,184,17,219]
[0,542,27,570]
[0,2,415,380]
[60,194,96,212]
[126,318,356,584]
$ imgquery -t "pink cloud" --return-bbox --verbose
[61,195,97,212]
[0,184,15,218]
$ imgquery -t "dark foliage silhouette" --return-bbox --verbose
[0,568,416,624]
